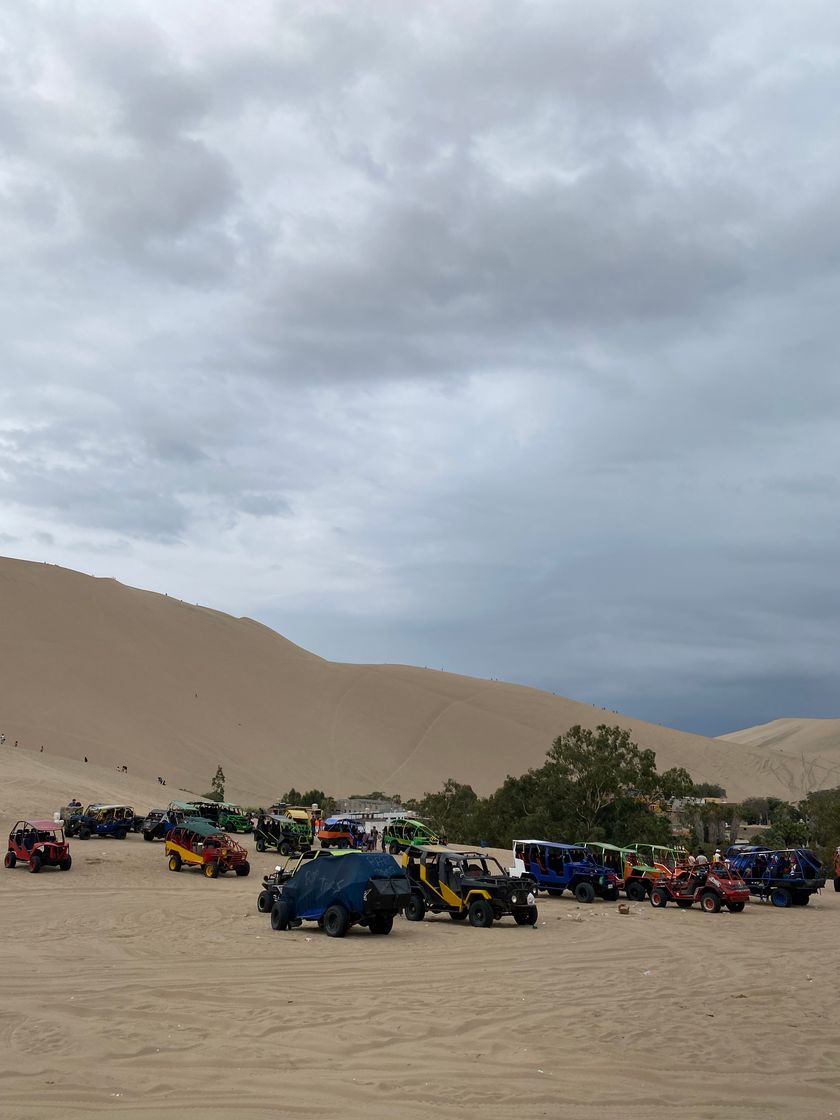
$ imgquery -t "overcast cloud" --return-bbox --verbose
[2,1,839,736]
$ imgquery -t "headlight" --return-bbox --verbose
[511,892,520,904]
[527,892,535,906]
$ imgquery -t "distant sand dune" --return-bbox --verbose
[0,555,836,805]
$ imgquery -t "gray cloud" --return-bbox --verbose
[1,0,839,738]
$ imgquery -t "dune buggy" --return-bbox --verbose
[383,817,440,855]
[6,820,72,873]
[256,848,335,912]
[402,845,538,926]
[649,863,750,913]
[68,805,136,840]
[727,846,825,907]
[511,840,621,902]
[165,818,250,878]
[317,817,366,849]
[269,850,411,937]
[254,813,311,855]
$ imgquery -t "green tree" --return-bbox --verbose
[691,782,727,798]
[205,764,225,802]
[542,724,693,837]
[752,800,809,848]
[414,779,479,843]
[737,797,770,825]
[800,787,840,865]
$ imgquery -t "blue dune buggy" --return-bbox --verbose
[269,850,411,936]
[726,846,825,907]
[510,840,621,902]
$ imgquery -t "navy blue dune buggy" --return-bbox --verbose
[726,846,825,907]
[269,850,411,937]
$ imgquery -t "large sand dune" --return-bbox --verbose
[0,748,838,1120]
[0,555,831,804]
[719,718,840,796]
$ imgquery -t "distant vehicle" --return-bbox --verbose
[318,817,365,849]
[254,813,311,855]
[257,849,337,912]
[626,844,689,875]
[269,804,315,834]
[510,840,621,902]
[5,820,72,873]
[165,818,250,879]
[141,805,197,841]
[726,847,826,907]
[383,817,440,854]
[269,850,411,937]
[141,809,169,841]
[185,800,252,833]
[66,805,136,840]
[403,845,538,927]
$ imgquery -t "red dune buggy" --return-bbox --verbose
[5,820,72,873]
[649,863,749,913]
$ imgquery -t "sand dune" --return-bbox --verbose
[1,749,838,1120]
[719,718,840,798]
[0,555,832,804]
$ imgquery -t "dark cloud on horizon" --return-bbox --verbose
[1,1,839,737]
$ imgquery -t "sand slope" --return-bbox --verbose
[0,555,830,803]
[719,718,840,796]
[0,750,838,1120]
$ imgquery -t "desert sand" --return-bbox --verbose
[1,748,838,1120]
[1,555,835,803]
[720,719,840,794]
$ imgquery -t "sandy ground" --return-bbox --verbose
[1,756,839,1120]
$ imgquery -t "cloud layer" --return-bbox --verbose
[2,1,839,736]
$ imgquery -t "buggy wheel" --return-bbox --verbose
[59,857,72,871]
[449,910,467,921]
[548,888,564,897]
[4,851,15,869]
[834,877,840,893]
[279,841,292,857]
[235,862,250,877]
[726,901,745,912]
[513,905,538,925]
[791,892,810,906]
[650,887,668,908]
[700,890,721,913]
[79,827,91,840]
[405,893,426,922]
[204,860,220,879]
[143,832,154,842]
[257,890,273,913]
[369,914,394,935]
[388,841,401,855]
[625,880,646,902]
[323,904,350,938]
[168,854,182,872]
[771,887,791,908]
[255,838,265,852]
[29,854,42,874]
[468,898,494,928]
[271,901,291,931]
[574,881,596,904]
[115,829,127,840]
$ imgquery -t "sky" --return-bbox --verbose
[2,1,839,737]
